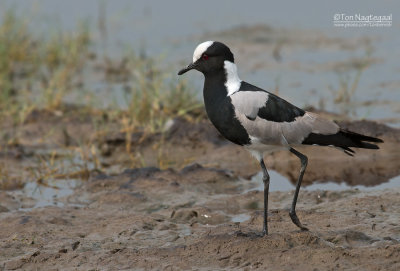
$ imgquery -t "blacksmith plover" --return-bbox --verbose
[178,41,383,235]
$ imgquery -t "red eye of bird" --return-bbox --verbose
[202,54,209,60]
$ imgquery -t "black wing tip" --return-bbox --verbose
[341,129,384,143]
[340,130,383,150]
[302,130,383,153]
[360,142,380,150]
[362,136,384,143]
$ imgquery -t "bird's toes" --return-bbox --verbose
[299,225,309,231]
[289,211,309,231]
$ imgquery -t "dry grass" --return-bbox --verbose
[329,46,374,116]
[0,8,202,187]
[0,9,91,123]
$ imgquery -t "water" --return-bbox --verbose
[231,213,251,223]
[245,171,295,193]
[306,175,400,191]
[15,179,83,209]
[13,171,399,211]
[249,171,400,192]
[1,0,399,125]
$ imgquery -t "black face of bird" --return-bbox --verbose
[178,41,234,76]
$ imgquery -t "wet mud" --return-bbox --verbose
[1,108,400,270]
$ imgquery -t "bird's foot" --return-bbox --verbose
[262,225,268,236]
[234,230,264,238]
[289,211,309,231]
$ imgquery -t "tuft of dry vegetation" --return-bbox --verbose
[0,8,202,188]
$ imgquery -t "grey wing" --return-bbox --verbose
[229,89,339,146]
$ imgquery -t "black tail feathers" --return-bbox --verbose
[302,129,383,156]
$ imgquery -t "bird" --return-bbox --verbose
[177,41,383,236]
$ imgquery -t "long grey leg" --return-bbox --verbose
[289,148,309,231]
[259,158,270,235]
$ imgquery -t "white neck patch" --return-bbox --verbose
[224,61,241,96]
[193,41,214,62]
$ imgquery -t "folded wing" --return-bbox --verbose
[230,82,382,154]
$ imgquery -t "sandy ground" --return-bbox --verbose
[0,167,400,270]
[1,113,400,270]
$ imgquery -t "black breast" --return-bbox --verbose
[203,75,250,146]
